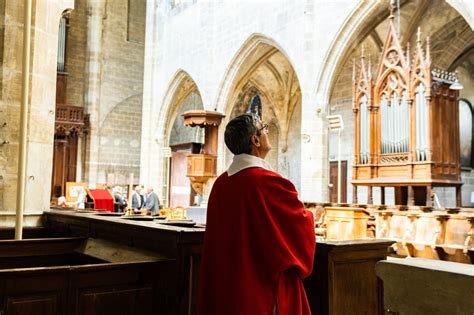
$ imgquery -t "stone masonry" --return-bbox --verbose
[141,0,473,203]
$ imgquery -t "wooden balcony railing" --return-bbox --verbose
[55,105,89,136]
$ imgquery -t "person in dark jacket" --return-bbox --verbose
[131,185,143,212]
[144,186,161,215]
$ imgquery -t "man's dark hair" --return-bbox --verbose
[224,113,261,155]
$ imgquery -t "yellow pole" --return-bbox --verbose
[15,0,32,240]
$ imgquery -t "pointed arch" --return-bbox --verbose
[158,69,204,145]
[314,0,473,111]
[216,33,303,188]
[215,33,298,115]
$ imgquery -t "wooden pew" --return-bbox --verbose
[325,206,372,240]
[304,239,394,315]
[42,209,204,314]
[0,237,174,314]
[375,206,474,263]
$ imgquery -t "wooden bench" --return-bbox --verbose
[0,237,174,314]
[325,206,372,240]
[375,206,474,263]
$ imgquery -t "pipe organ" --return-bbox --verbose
[352,8,462,206]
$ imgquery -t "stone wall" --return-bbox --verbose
[141,0,361,201]
[65,0,87,108]
[141,0,473,202]
[0,0,74,227]
[65,0,146,186]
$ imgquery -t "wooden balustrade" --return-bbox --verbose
[55,104,89,136]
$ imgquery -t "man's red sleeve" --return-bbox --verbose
[251,172,316,278]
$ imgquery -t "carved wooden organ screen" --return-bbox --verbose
[351,12,462,206]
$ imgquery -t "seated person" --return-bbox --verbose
[57,196,68,207]
[113,187,126,212]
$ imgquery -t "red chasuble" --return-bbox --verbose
[197,167,316,315]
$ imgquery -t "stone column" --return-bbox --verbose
[84,0,106,185]
[0,0,74,227]
[300,92,328,202]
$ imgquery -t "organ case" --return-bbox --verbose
[352,11,462,206]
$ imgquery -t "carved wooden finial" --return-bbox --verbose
[368,54,372,79]
[352,58,356,82]
[416,27,422,44]
[426,36,431,63]
[389,0,395,19]
[361,44,365,60]
[406,42,410,67]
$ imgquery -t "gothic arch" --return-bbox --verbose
[215,33,296,115]
[158,69,204,146]
[216,33,302,186]
[314,0,473,111]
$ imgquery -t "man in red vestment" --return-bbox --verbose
[197,113,316,315]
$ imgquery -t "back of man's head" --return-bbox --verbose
[224,113,260,155]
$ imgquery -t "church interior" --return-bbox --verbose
[0,0,473,314]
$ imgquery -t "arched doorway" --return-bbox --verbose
[163,74,204,208]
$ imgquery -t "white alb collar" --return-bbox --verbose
[227,154,274,176]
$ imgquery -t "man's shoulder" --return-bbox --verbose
[218,167,282,180]
[243,167,282,179]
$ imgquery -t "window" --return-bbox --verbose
[248,94,262,119]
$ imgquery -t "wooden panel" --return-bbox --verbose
[67,136,78,183]
[42,211,204,315]
[170,150,192,208]
[332,260,380,314]
[186,154,217,177]
[386,213,406,240]
[0,234,176,315]
[377,165,410,178]
[329,161,347,203]
[0,271,69,315]
[0,237,85,258]
[413,164,431,179]
[325,207,370,240]
[51,138,67,198]
[304,240,393,315]
[51,136,80,200]
[6,294,58,315]
[356,166,371,179]
[78,287,153,315]
[69,262,171,315]
[56,73,67,105]
[0,227,54,240]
